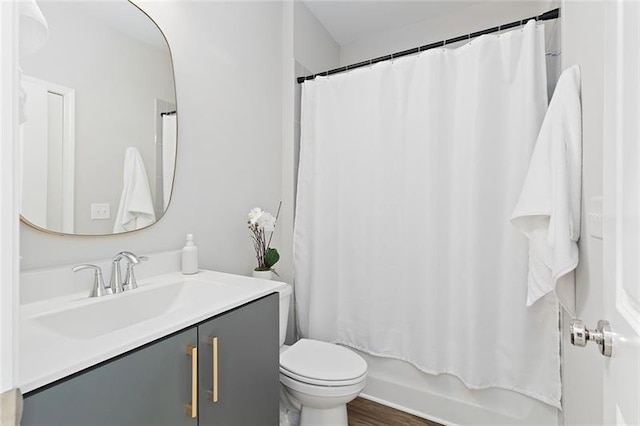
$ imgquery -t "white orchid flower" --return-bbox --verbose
[247,204,281,273]
[257,212,276,231]
[248,207,263,225]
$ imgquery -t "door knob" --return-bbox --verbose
[569,319,612,357]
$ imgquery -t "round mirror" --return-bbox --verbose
[19,1,177,235]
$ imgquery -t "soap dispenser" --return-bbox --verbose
[182,234,198,275]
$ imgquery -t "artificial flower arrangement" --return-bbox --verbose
[247,203,281,275]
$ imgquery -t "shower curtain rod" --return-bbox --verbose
[297,7,559,84]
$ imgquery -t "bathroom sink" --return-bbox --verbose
[20,268,289,393]
[31,279,247,340]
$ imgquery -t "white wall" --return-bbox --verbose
[20,2,285,282]
[292,1,340,199]
[293,2,340,75]
[561,2,605,424]
[20,3,174,235]
[340,1,556,66]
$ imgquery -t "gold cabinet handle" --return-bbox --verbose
[185,345,198,418]
[208,337,219,402]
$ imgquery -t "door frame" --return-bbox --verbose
[0,1,21,392]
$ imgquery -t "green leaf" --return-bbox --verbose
[264,248,280,268]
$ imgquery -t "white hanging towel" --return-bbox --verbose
[113,147,156,233]
[512,65,582,316]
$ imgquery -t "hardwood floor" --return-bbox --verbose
[347,397,442,426]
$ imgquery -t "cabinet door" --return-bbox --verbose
[22,328,198,426]
[198,293,279,425]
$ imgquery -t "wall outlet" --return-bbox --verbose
[91,203,111,220]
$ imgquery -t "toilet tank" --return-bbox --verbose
[278,284,293,347]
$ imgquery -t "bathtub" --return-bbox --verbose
[355,350,559,425]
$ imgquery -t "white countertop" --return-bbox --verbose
[19,270,288,393]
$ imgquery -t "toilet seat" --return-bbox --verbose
[280,339,367,387]
[280,371,366,398]
[280,366,366,387]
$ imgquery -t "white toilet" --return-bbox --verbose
[278,285,368,426]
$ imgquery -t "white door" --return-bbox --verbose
[20,78,49,227]
[602,1,640,424]
[20,75,75,234]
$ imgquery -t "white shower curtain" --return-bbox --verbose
[294,21,562,408]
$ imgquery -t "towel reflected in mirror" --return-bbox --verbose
[113,147,156,233]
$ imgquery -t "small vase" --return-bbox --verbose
[252,269,272,280]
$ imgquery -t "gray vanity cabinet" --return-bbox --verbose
[22,327,198,426]
[198,292,279,425]
[22,293,279,426]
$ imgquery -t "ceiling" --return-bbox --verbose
[301,1,479,46]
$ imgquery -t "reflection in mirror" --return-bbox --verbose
[20,1,177,235]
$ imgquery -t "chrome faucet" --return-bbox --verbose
[110,251,145,293]
[72,264,111,298]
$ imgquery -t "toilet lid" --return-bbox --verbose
[280,339,367,383]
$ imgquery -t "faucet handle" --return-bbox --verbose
[72,264,112,298]
[117,251,142,265]
[123,255,148,291]
[110,258,124,294]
